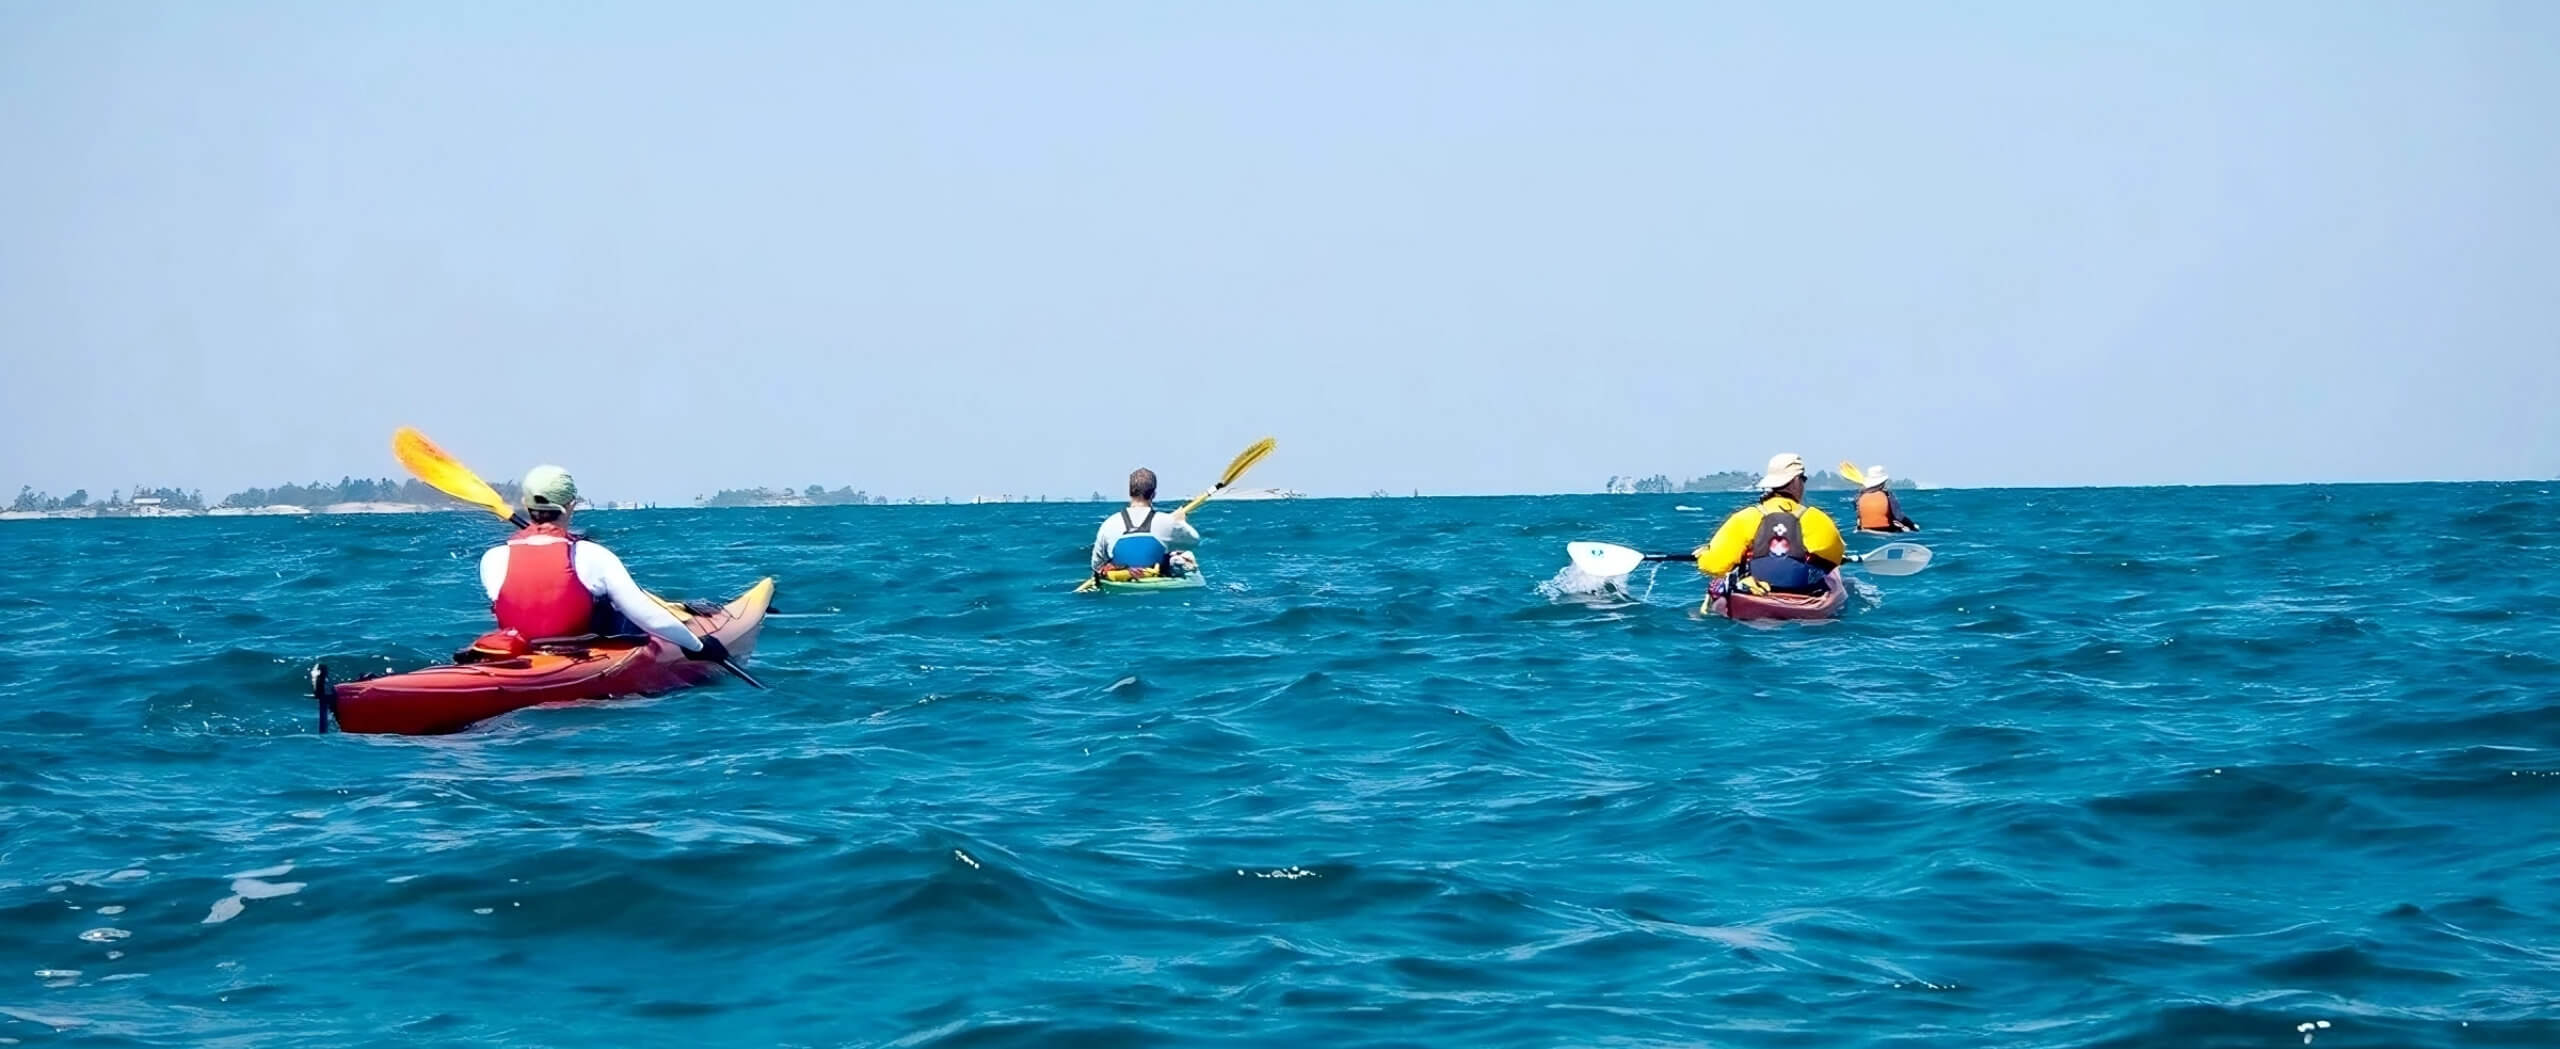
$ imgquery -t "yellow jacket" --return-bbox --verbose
[1694,496,1846,575]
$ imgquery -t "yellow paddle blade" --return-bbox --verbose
[1175,436,1276,516]
[1837,460,1867,487]
[1214,437,1276,488]
[392,426,514,521]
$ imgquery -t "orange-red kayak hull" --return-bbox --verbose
[326,578,774,735]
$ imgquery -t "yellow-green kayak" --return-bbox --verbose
[1092,571,1207,593]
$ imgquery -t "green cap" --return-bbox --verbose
[521,465,578,508]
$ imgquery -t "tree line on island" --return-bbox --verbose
[11,486,210,512]
[11,477,519,513]
[1605,469,1867,495]
[698,486,894,507]
[13,478,910,513]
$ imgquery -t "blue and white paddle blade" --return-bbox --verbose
[1856,542,1933,576]
[1566,541,1647,577]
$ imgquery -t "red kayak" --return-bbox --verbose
[315,578,775,735]
[1706,570,1847,622]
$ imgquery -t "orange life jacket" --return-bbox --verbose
[1857,488,1894,530]
[490,523,594,640]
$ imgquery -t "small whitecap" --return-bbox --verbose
[77,928,129,943]
[953,849,982,870]
[230,878,304,901]
[99,973,147,983]
[107,870,148,882]
[32,970,80,980]
[104,952,121,961]
[46,885,66,894]
[95,906,124,916]
[290,811,325,820]
[472,907,494,915]
[203,897,245,924]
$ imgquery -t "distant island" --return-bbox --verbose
[4,477,534,520]
[4,477,1195,520]
[1603,469,1917,494]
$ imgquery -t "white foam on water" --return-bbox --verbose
[472,907,494,915]
[94,906,123,916]
[0,1006,86,1030]
[32,970,79,980]
[106,870,148,882]
[76,928,128,943]
[231,878,304,901]
[1538,566,1630,600]
[203,875,304,925]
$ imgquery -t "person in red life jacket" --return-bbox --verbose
[1854,465,1920,533]
[473,465,729,664]
[1090,467,1201,581]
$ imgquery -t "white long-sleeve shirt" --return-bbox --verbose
[1091,503,1201,570]
[479,537,702,652]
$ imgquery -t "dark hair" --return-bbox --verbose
[1129,468,1158,501]
[528,505,566,524]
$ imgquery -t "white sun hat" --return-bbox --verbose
[1756,453,1806,489]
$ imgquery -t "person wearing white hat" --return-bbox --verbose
[1692,452,1848,595]
[475,464,730,663]
[1854,464,1920,533]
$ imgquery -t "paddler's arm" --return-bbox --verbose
[574,544,703,652]
[1162,509,1201,549]
[1802,507,1848,568]
[1091,519,1117,571]
[1695,509,1758,575]
[478,546,508,602]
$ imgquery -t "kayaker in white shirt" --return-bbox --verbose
[1091,468,1201,577]
[476,465,724,661]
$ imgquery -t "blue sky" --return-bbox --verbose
[3,1,2553,500]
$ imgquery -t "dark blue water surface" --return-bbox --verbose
[5,485,2558,1048]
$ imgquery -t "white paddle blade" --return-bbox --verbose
[1855,542,1932,576]
[1567,541,1646,577]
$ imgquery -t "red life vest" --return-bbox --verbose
[490,524,594,640]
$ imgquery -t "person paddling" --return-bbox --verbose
[1694,453,1847,595]
[1091,467,1200,582]
[1854,465,1920,533]
[474,465,730,664]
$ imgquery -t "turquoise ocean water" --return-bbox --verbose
[3,484,2556,1047]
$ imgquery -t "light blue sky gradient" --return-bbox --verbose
[3,1,2553,500]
